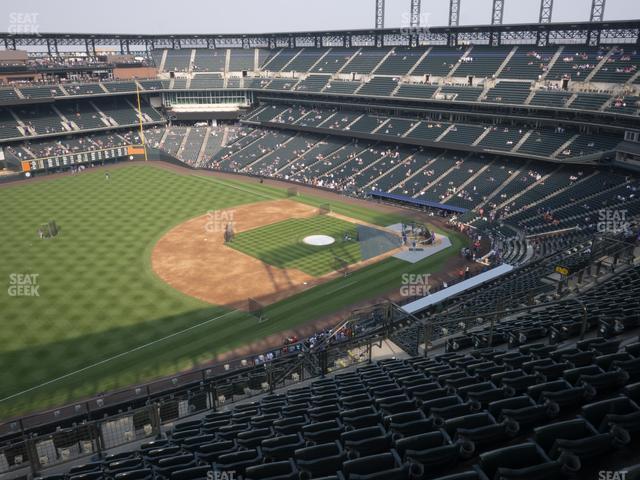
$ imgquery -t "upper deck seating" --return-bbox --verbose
[262,49,301,72]
[228,49,255,72]
[284,48,328,73]
[324,80,361,95]
[437,86,483,102]
[192,49,227,72]
[374,47,427,76]
[163,49,191,72]
[18,85,64,99]
[190,74,224,89]
[455,46,512,78]
[591,46,640,83]
[311,48,358,74]
[498,46,558,80]
[343,48,392,75]
[356,77,398,97]
[394,83,438,100]
[546,46,609,81]
[294,74,331,93]
[411,46,467,77]
[483,81,532,104]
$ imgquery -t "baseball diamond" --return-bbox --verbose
[2,2,640,478]
[0,164,464,418]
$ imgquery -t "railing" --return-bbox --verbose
[0,339,375,479]
[390,233,636,355]
[0,302,400,478]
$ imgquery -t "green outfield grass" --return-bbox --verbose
[0,164,465,419]
[230,215,362,276]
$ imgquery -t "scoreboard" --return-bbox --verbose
[21,145,135,173]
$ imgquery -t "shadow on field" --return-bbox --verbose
[0,305,267,417]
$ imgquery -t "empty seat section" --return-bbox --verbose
[295,74,331,92]
[262,49,302,71]
[456,46,511,78]
[437,86,483,102]
[325,80,361,95]
[284,48,329,72]
[190,74,224,89]
[412,46,466,77]
[394,83,438,99]
[483,81,532,104]
[357,77,398,97]
[374,47,427,75]
[192,49,227,72]
[311,48,358,74]
[163,49,191,72]
[343,48,391,75]
[228,48,255,71]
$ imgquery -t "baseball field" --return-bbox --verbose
[0,164,466,419]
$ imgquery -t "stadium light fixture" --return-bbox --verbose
[410,0,421,28]
[539,0,553,24]
[590,0,606,22]
[448,0,460,27]
[491,0,504,25]
[375,0,385,29]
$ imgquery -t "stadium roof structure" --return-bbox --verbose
[1,19,639,54]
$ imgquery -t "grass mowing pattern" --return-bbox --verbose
[0,165,463,418]
[0,166,259,418]
[230,216,362,276]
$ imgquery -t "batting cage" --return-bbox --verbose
[318,203,331,215]
[286,187,298,197]
[247,297,267,322]
[400,222,434,251]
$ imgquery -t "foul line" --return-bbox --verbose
[0,310,237,404]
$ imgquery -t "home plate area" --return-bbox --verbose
[386,223,453,264]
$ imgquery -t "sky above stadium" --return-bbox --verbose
[1,0,639,35]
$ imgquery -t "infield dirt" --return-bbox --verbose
[151,198,403,309]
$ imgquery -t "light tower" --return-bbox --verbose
[491,0,504,25]
[590,0,606,22]
[410,0,421,28]
[539,0,553,23]
[449,0,460,26]
[375,0,385,29]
